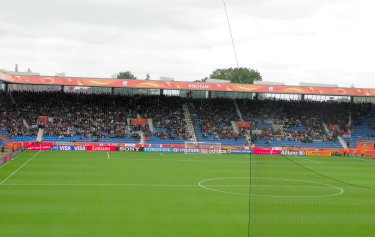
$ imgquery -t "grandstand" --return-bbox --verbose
[1,91,373,149]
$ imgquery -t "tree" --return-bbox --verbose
[145,73,151,80]
[195,78,207,82]
[116,71,137,80]
[204,67,262,84]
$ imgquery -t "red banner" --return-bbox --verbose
[86,146,117,151]
[254,149,281,155]
[38,116,49,125]
[26,145,53,150]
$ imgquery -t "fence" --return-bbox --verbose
[0,147,25,167]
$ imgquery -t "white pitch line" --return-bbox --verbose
[1,183,198,187]
[205,184,339,189]
[198,177,344,198]
[0,151,40,185]
[0,183,365,190]
[107,152,110,160]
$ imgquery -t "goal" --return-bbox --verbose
[184,141,222,154]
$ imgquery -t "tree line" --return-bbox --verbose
[115,67,262,84]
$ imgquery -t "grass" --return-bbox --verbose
[0,150,374,237]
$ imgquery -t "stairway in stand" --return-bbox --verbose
[36,128,45,142]
[233,100,250,144]
[182,104,198,143]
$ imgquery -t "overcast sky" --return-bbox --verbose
[1,0,375,88]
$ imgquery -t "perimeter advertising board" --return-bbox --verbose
[51,146,87,151]
[117,147,144,152]
[171,148,200,153]
[227,149,253,154]
[26,145,53,150]
[306,151,332,157]
[144,148,173,152]
[281,150,306,156]
[86,146,117,151]
[254,149,281,155]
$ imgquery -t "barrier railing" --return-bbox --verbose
[0,147,25,167]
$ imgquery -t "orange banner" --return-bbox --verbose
[237,121,251,128]
[357,141,375,151]
[306,151,332,157]
[132,118,148,126]
[1,72,375,96]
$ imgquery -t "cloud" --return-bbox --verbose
[0,0,375,89]
[0,0,221,31]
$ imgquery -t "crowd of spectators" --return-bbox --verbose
[238,99,374,144]
[11,92,137,140]
[1,91,374,145]
[136,96,188,141]
[0,91,188,142]
[0,91,38,138]
[190,98,373,144]
[191,98,242,141]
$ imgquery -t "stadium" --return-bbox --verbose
[2,0,375,236]
[1,70,375,237]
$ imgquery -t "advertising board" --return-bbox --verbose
[86,146,117,151]
[26,145,53,150]
[171,148,200,153]
[306,151,332,157]
[281,150,306,156]
[254,149,281,155]
[52,146,87,151]
[228,149,253,154]
[144,148,173,152]
[117,147,143,152]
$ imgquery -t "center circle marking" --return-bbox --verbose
[198,177,344,198]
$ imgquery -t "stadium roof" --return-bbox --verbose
[1,71,375,97]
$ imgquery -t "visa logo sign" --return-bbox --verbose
[59,146,73,151]
[74,146,86,151]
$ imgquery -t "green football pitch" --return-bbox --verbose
[0,151,374,237]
